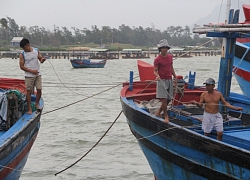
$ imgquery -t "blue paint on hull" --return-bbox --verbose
[5,152,30,180]
[70,59,106,68]
[233,42,250,97]
[129,119,206,180]
[0,95,43,179]
[234,74,250,97]
[0,125,39,179]
[121,96,250,180]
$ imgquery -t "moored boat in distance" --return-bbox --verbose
[121,49,150,59]
[69,58,106,68]
[120,3,250,180]
[0,77,44,179]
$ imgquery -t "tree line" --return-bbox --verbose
[0,16,221,49]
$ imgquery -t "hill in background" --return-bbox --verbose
[194,1,248,26]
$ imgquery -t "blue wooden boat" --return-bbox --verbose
[120,3,250,180]
[0,77,43,179]
[70,58,106,68]
[233,5,250,97]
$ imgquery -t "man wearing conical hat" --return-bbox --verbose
[154,39,177,123]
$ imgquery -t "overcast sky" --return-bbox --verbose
[0,0,248,31]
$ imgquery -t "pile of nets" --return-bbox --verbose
[0,89,33,130]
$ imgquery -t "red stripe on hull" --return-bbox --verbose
[0,132,38,179]
[233,66,250,82]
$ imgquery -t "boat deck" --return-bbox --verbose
[0,131,5,136]
[133,99,250,150]
[225,129,250,141]
[223,129,250,149]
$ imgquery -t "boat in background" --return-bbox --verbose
[69,58,106,68]
[88,48,109,59]
[233,5,250,97]
[0,77,43,179]
[120,3,250,180]
[121,49,150,59]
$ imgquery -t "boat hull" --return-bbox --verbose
[120,95,250,180]
[120,76,250,180]
[0,78,43,179]
[233,42,250,97]
[70,59,106,68]
[233,4,250,96]
[119,4,250,179]
[0,117,40,179]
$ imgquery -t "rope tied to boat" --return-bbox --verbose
[42,60,122,115]
[137,78,244,121]
[54,110,122,176]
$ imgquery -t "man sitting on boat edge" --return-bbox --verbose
[191,78,243,140]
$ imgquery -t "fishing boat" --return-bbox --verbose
[69,58,106,68]
[232,5,250,97]
[120,3,250,180]
[0,77,43,179]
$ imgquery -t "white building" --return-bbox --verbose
[10,37,23,47]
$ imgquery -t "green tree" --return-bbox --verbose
[0,18,8,45]
[7,17,19,38]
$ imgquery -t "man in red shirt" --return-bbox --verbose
[154,39,177,123]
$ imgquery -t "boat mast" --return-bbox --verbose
[218,0,235,116]
[193,1,250,116]
[221,0,231,58]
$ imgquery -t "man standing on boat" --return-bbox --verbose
[19,38,46,114]
[154,39,177,123]
[192,78,243,140]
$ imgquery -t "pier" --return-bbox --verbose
[0,49,221,59]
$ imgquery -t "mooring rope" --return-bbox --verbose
[136,123,202,141]
[42,82,121,115]
[0,165,23,172]
[54,110,122,176]
[138,80,155,94]
[47,59,89,97]
[43,82,119,85]
[135,109,243,142]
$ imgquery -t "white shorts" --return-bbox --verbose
[156,79,173,100]
[202,111,223,133]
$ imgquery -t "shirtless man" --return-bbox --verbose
[192,78,243,140]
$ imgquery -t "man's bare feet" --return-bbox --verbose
[155,111,161,117]
[27,109,32,114]
[36,105,42,112]
[164,116,169,123]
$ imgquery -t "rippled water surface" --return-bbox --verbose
[0,56,241,180]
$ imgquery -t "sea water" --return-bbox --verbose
[0,56,241,180]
